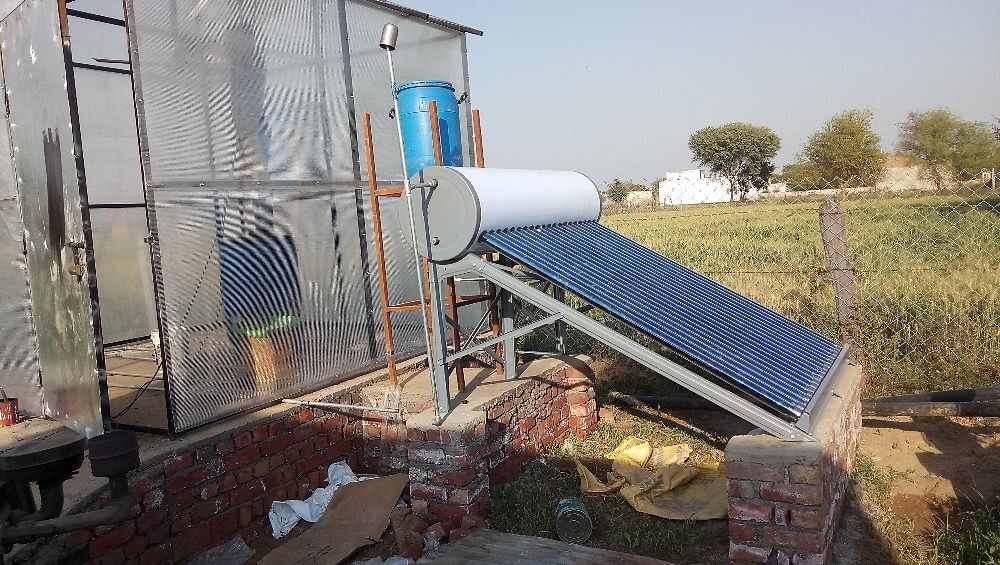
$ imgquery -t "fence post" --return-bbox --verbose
[819,198,859,345]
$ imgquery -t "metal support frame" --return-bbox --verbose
[433,255,833,441]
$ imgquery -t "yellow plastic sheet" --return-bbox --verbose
[575,436,727,521]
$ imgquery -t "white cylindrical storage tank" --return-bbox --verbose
[398,167,601,262]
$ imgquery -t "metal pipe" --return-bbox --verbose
[106,382,165,392]
[382,30,439,414]
[281,399,398,414]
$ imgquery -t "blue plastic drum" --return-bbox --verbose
[396,80,464,178]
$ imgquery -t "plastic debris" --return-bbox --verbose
[574,435,727,520]
[188,536,254,565]
[268,460,361,538]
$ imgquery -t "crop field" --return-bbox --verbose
[596,189,1000,398]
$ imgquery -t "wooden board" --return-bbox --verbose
[260,473,408,565]
[418,529,673,565]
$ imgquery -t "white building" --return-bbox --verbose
[658,169,762,205]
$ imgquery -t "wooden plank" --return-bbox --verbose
[419,529,672,564]
[260,474,408,565]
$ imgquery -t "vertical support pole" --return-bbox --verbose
[361,113,397,386]
[429,101,466,392]
[472,109,504,375]
[553,287,567,354]
[426,263,452,422]
[819,198,859,345]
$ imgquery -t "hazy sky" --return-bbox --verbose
[405,1,1000,184]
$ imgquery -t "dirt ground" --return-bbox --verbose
[834,415,1000,563]
[861,416,1000,532]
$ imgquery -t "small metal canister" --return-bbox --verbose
[0,387,19,427]
[554,497,593,543]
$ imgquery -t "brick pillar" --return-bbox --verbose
[726,362,864,564]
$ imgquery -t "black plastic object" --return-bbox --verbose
[483,221,844,421]
[87,430,140,478]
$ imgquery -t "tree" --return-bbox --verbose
[800,109,884,188]
[777,161,822,191]
[649,177,666,205]
[898,109,999,189]
[604,178,644,204]
[688,123,780,201]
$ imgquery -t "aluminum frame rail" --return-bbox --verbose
[431,255,846,441]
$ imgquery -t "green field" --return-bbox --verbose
[596,190,1000,398]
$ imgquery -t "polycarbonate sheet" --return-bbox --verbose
[127,0,355,184]
[346,0,473,181]
[73,68,145,204]
[91,208,156,343]
[483,222,845,420]
[1,0,104,436]
[152,186,376,431]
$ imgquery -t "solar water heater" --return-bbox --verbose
[405,166,851,441]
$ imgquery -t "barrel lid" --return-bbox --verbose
[395,80,454,95]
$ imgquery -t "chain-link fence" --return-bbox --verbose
[519,166,1000,399]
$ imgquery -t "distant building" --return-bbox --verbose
[624,190,654,207]
[657,170,762,205]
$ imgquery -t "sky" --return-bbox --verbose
[404,0,1000,185]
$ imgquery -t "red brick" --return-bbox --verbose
[729,500,773,523]
[261,434,293,457]
[239,505,253,527]
[789,464,821,485]
[729,521,757,542]
[168,490,195,514]
[252,424,269,443]
[253,459,271,478]
[215,439,234,454]
[173,524,212,561]
[763,527,823,553]
[128,474,164,497]
[234,431,253,449]
[432,468,478,487]
[199,481,219,500]
[93,547,125,565]
[123,535,147,559]
[791,509,825,530]
[411,483,449,501]
[728,479,757,498]
[774,507,791,526]
[65,528,93,549]
[224,445,261,470]
[164,452,194,474]
[211,509,240,543]
[136,509,165,535]
[231,480,265,505]
[428,502,470,521]
[147,524,169,546]
[220,474,238,492]
[761,483,823,506]
[170,513,191,533]
[140,543,171,565]
[727,461,786,482]
[729,543,772,563]
[90,522,135,558]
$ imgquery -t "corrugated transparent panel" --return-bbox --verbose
[1,0,103,436]
[91,208,156,343]
[126,0,385,430]
[128,0,355,184]
[73,68,145,204]
[345,0,473,181]
[67,13,129,70]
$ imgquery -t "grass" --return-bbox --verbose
[933,505,1000,564]
[598,188,1000,398]
[488,398,730,563]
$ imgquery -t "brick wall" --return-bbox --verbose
[393,359,598,526]
[13,386,373,565]
[12,358,596,564]
[725,361,864,565]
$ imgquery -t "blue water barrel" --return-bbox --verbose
[396,80,463,178]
